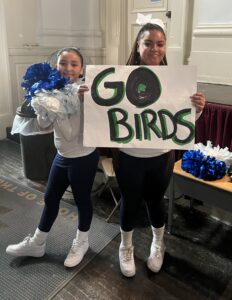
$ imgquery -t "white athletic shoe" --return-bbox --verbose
[147,242,165,273]
[6,235,46,257]
[64,238,89,268]
[119,244,136,277]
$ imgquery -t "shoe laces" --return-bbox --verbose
[151,244,163,258]
[121,247,134,262]
[22,234,32,244]
[71,239,87,253]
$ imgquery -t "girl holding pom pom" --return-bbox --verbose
[6,48,99,268]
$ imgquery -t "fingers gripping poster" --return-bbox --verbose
[84,65,197,149]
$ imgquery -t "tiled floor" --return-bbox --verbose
[1,138,232,299]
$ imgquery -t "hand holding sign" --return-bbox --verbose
[78,84,89,102]
[190,92,206,113]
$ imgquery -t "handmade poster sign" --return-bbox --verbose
[84,65,197,149]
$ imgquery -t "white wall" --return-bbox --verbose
[198,0,232,24]
[0,0,12,139]
[37,0,104,48]
[0,0,106,139]
[189,0,232,84]
[3,0,37,47]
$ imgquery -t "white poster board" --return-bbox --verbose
[84,65,197,150]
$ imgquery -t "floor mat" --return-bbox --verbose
[0,176,119,300]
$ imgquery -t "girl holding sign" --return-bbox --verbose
[6,48,99,268]
[116,15,206,277]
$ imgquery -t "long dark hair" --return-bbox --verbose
[126,23,167,66]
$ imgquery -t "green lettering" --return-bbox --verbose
[91,67,125,106]
[107,108,134,143]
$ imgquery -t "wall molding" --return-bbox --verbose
[37,31,103,48]
[193,24,232,37]
[131,7,167,13]
[37,29,103,38]
[130,0,168,13]
[8,47,58,56]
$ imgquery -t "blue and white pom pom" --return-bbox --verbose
[31,83,81,122]
[181,141,231,180]
[194,140,232,167]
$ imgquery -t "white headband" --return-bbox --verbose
[136,13,166,33]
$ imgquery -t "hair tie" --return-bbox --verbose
[136,13,166,33]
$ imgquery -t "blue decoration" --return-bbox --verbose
[20,62,82,120]
[182,150,227,180]
[21,63,69,101]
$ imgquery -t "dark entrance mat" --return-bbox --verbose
[0,176,119,300]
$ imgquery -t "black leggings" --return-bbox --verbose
[116,151,175,231]
[38,149,99,232]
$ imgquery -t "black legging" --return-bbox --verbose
[38,149,99,232]
[116,151,175,231]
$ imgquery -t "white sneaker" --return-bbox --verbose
[147,242,165,273]
[6,235,46,257]
[64,238,89,267]
[119,245,136,277]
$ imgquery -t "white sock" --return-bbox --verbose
[120,228,133,248]
[32,228,48,245]
[151,225,165,246]
[76,229,89,242]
